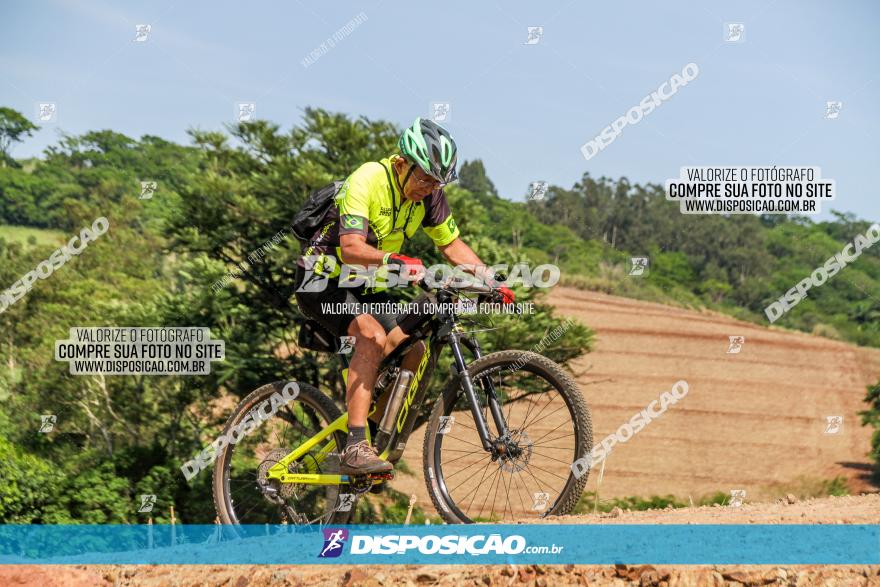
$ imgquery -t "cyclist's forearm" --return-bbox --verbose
[440,238,493,282]
[340,237,386,266]
[341,245,385,266]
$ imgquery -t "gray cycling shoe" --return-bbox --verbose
[339,440,393,475]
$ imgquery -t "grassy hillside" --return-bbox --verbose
[0,224,66,248]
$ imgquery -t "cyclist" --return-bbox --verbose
[294,118,514,475]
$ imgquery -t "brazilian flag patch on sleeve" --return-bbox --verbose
[342,215,366,231]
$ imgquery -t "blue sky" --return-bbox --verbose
[2,0,878,221]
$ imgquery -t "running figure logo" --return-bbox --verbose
[134,24,152,42]
[528,181,548,201]
[39,414,57,433]
[237,102,256,122]
[628,257,649,276]
[824,415,843,435]
[724,23,745,43]
[524,26,544,45]
[318,528,349,558]
[38,103,57,122]
[825,101,843,120]
[338,336,355,355]
[729,489,746,508]
[138,494,157,513]
[140,181,158,200]
[727,336,745,354]
[336,493,355,512]
[430,102,450,123]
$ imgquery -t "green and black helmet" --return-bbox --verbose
[398,117,458,184]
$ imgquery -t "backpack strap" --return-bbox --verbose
[381,161,398,230]
[381,159,419,242]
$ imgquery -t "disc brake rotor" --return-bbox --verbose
[499,430,533,473]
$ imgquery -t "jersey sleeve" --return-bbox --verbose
[421,189,460,247]
[337,162,383,237]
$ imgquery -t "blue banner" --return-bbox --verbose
[1,524,877,565]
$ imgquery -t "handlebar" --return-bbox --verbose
[416,277,493,296]
[415,277,516,311]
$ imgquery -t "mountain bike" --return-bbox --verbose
[212,280,593,525]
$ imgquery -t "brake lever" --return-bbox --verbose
[484,288,522,315]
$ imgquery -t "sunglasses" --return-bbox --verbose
[409,164,442,187]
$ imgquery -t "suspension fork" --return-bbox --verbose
[449,332,509,451]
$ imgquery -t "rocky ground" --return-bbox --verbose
[3,494,878,586]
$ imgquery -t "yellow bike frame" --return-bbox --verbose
[264,367,391,486]
[264,325,447,488]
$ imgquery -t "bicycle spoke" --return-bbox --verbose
[447,454,491,493]
[528,449,578,466]
[527,418,573,446]
[515,392,542,434]
[524,461,570,482]
[442,449,487,468]
[476,465,502,521]
[489,461,504,521]
[451,419,477,432]
[441,434,485,449]
[523,462,551,497]
[444,453,494,480]
[511,469,529,516]
[530,432,576,447]
[462,459,494,515]
[518,390,559,431]
[521,403,569,431]
[501,467,514,521]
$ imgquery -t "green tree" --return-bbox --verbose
[0,107,38,167]
[860,379,880,483]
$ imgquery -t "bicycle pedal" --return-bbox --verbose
[367,472,394,481]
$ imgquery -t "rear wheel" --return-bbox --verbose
[213,381,355,526]
[423,351,592,524]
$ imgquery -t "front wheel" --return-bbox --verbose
[423,351,592,524]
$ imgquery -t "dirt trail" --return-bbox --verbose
[3,495,878,586]
[391,287,880,511]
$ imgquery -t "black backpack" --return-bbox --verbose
[291,163,398,245]
[290,180,345,244]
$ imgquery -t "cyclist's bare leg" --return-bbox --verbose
[346,314,387,428]
[370,327,425,419]
[340,314,393,474]
[383,326,426,369]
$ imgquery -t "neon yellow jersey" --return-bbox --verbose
[300,154,460,280]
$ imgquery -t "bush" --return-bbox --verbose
[0,434,59,523]
[860,379,880,483]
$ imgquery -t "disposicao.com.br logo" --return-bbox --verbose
[318,531,563,557]
[319,528,349,558]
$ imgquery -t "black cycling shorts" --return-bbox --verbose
[294,266,429,338]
